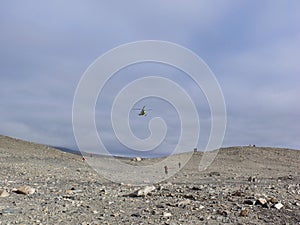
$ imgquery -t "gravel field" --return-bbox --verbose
[0,134,299,224]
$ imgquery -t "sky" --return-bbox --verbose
[0,1,299,157]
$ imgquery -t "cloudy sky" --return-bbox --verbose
[1,1,299,157]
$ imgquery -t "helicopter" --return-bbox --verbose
[132,106,151,116]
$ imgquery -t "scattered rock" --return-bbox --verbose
[112,212,119,217]
[13,186,35,195]
[163,212,172,217]
[0,189,10,197]
[248,176,257,182]
[232,190,244,197]
[132,157,142,162]
[177,199,191,207]
[209,171,221,176]
[273,202,284,210]
[256,198,267,206]
[191,186,203,191]
[268,197,278,204]
[0,135,299,225]
[65,189,74,194]
[198,205,205,210]
[278,175,293,181]
[129,185,156,197]
[183,194,197,201]
[156,204,165,208]
[71,189,83,193]
[131,212,141,217]
[217,209,229,217]
[240,208,248,217]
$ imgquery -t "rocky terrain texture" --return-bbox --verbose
[0,134,299,224]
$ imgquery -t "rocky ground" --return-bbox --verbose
[0,134,299,225]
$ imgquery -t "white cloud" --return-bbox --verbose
[0,1,299,153]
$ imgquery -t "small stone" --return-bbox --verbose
[130,185,156,197]
[167,193,175,197]
[166,202,176,207]
[217,209,229,217]
[256,198,267,206]
[268,197,278,204]
[198,205,205,210]
[273,202,284,210]
[177,199,191,207]
[248,176,257,182]
[132,157,142,162]
[183,194,197,201]
[65,189,74,194]
[191,186,203,191]
[240,208,248,217]
[0,189,10,197]
[63,195,76,200]
[131,212,141,217]
[151,210,157,215]
[13,186,35,195]
[43,207,49,213]
[209,171,221,176]
[112,212,119,217]
[232,191,244,197]
[163,212,172,217]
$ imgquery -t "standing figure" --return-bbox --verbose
[178,162,181,168]
[164,165,168,175]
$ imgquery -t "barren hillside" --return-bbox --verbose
[0,134,299,224]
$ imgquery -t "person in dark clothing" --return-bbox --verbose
[164,165,168,175]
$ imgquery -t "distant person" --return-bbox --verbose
[164,165,168,175]
[178,162,181,168]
